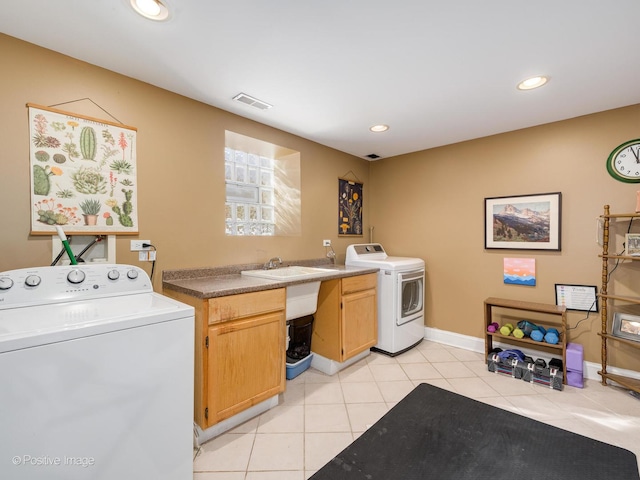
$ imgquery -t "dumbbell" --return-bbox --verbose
[513,328,525,339]
[530,326,547,342]
[487,322,499,333]
[499,323,514,336]
[544,328,559,345]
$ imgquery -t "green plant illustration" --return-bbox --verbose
[51,121,66,132]
[33,165,62,196]
[34,198,80,226]
[102,129,115,146]
[33,134,61,148]
[111,189,134,227]
[53,153,66,164]
[62,133,80,162]
[127,132,135,159]
[80,126,97,161]
[34,150,50,162]
[120,179,134,186]
[100,144,119,162]
[55,187,74,198]
[109,159,133,175]
[99,129,120,167]
[79,198,101,215]
[71,166,107,194]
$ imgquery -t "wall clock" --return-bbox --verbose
[607,139,640,183]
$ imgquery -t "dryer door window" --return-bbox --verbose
[397,270,424,325]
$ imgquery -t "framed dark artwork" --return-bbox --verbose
[485,192,561,251]
[338,178,363,236]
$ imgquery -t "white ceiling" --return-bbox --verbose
[2,1,640,159]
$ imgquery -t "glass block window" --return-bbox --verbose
[225,131,301,237]
[225,146,276,236]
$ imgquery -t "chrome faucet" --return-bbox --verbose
[326,245,337,265]
[264,257,283,270]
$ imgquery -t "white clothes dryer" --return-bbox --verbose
[346,244,425,356]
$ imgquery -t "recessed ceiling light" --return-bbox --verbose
[517,76,549,91]
[370,124,389,133]
[130,0,170,21]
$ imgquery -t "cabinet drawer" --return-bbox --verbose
[208,288,285,324]
[341,273,377,295]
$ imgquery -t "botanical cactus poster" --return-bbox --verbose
[28,104,138,234]
[338,178,363,236]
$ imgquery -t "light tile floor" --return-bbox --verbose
[193,340,640,479]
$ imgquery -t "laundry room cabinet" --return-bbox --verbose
[312,273,378,362]
[164,288,286,428]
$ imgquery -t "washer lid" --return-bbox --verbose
[346,256,424,270]
[345,243,424,270]
[0,293,193,353]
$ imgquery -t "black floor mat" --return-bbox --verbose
[310,383,640,480]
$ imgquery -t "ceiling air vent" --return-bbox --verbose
[232,93,272,110]
[365,153,381,160]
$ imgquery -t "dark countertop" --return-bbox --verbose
[162,259,378,299]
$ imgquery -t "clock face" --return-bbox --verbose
[607,139,640,183]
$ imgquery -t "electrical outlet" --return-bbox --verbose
[323,239,332,247]
[130,240,151,251]
[138,250,157,262]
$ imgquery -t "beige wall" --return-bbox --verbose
[2,33,639,371]
[0,33,369,274]
[369,106,640,367]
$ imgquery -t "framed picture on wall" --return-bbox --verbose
[626,233,640,256]
[28,103,139,235]
[612,312,640,343]
[484,192,561,251]
[338,178,363,236]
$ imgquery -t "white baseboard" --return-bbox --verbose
[193,395,278,447]
[424,327,640,383]
[311,349,370,375]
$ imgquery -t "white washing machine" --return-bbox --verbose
[0,264,194,480]
[346,244,425,356]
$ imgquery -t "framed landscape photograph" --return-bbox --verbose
[485,192,561,251]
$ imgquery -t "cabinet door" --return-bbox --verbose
[207,311,285,425]
[341,288,377,361]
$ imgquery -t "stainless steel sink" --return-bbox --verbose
[240,265,335,281]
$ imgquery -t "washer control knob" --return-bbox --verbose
[67,269,86,285]
[0,277,14,290]
[127,269,138,280]
[107,269,120,281]
[24,275,42,287]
